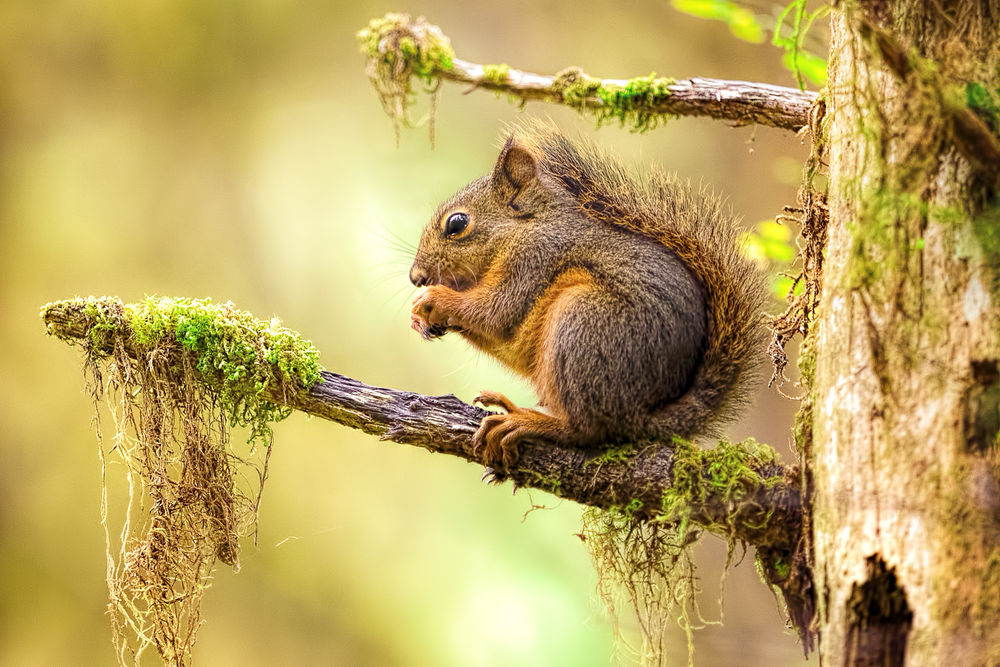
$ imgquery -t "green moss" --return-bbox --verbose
[612,497,644,516]
[584,443,636,467]
[848,188,921,288]
[521,470,563,494]
[965,81,1000,132]
[482,63,510,84]
[661,438,781,531]
[553,67,675,133]
[972,201,1000,297]
[357,13,454,80]
[357,14,455,139]
[596,73,675,130]
[43,296,322,436]
[43,295,325,661]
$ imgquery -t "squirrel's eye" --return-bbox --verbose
[443,212,469,237]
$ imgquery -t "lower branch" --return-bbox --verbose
[286,371,802,551]
[43,297,802,554]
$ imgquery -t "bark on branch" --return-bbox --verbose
[440,60,819,132]
[44,303,802,553]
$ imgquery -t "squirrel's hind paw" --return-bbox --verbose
[473,413,523,469]
[473,405,571,469]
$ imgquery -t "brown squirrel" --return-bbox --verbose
[409,122,767,468]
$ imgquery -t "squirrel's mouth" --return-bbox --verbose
[410,262,476,291]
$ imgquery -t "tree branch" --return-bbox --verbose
[44,301,802,553]
[441,61,819,132]
[359,13,819,133]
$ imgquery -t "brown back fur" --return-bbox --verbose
[512,122,768,440]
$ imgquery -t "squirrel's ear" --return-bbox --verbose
[492,136,538,206]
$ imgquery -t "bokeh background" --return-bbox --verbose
[0,1,815,665]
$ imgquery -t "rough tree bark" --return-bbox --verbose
[813,2,1000,665]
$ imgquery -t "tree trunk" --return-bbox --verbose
[813,1,1000,664]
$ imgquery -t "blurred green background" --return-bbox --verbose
[0,1,814,665]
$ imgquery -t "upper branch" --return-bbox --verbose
[359,13,819,134]
[442,60,818,132]
[44,298,802,553]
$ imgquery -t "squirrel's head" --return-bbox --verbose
[410,134,549,290]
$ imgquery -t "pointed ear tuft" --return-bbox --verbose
[491,136,538,205]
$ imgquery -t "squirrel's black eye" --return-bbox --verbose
[444,212,469,237]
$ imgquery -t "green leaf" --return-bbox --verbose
[672,0,729,20]
[671,0,766,44]
[728,8,765,43]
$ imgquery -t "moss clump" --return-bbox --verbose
[597,73,675,131]
[583,438,782,665]
[482,63,510,84]
[965,81,1000,132]
[661,438,781,532]
[554,67,676,133]
[357,13,455,142]
[48,296,321,435]
[42,296,322,666]
[584,443,636,467]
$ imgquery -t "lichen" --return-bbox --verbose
[357,13,455,143]
[582,504,706,666]
[972,201,1000,298]
[42,296,322,666]
[793,334,816,456]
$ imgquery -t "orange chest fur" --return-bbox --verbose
[462,266,595,384]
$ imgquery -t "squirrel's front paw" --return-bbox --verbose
[411,288,459,340]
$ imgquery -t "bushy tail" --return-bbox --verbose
[515,122,769,439]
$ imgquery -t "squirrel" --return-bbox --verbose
[409,121,767,469]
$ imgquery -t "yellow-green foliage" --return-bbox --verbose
[46,296,322,437]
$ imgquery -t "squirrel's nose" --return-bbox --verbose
[409,263,430,287]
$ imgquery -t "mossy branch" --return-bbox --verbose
[43,297,802,553]
[359,13,819,134]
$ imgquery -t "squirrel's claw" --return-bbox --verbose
[410,288,459,340]
[409,309,448,340]
[480,467,508,485]
[473,412,523,469]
